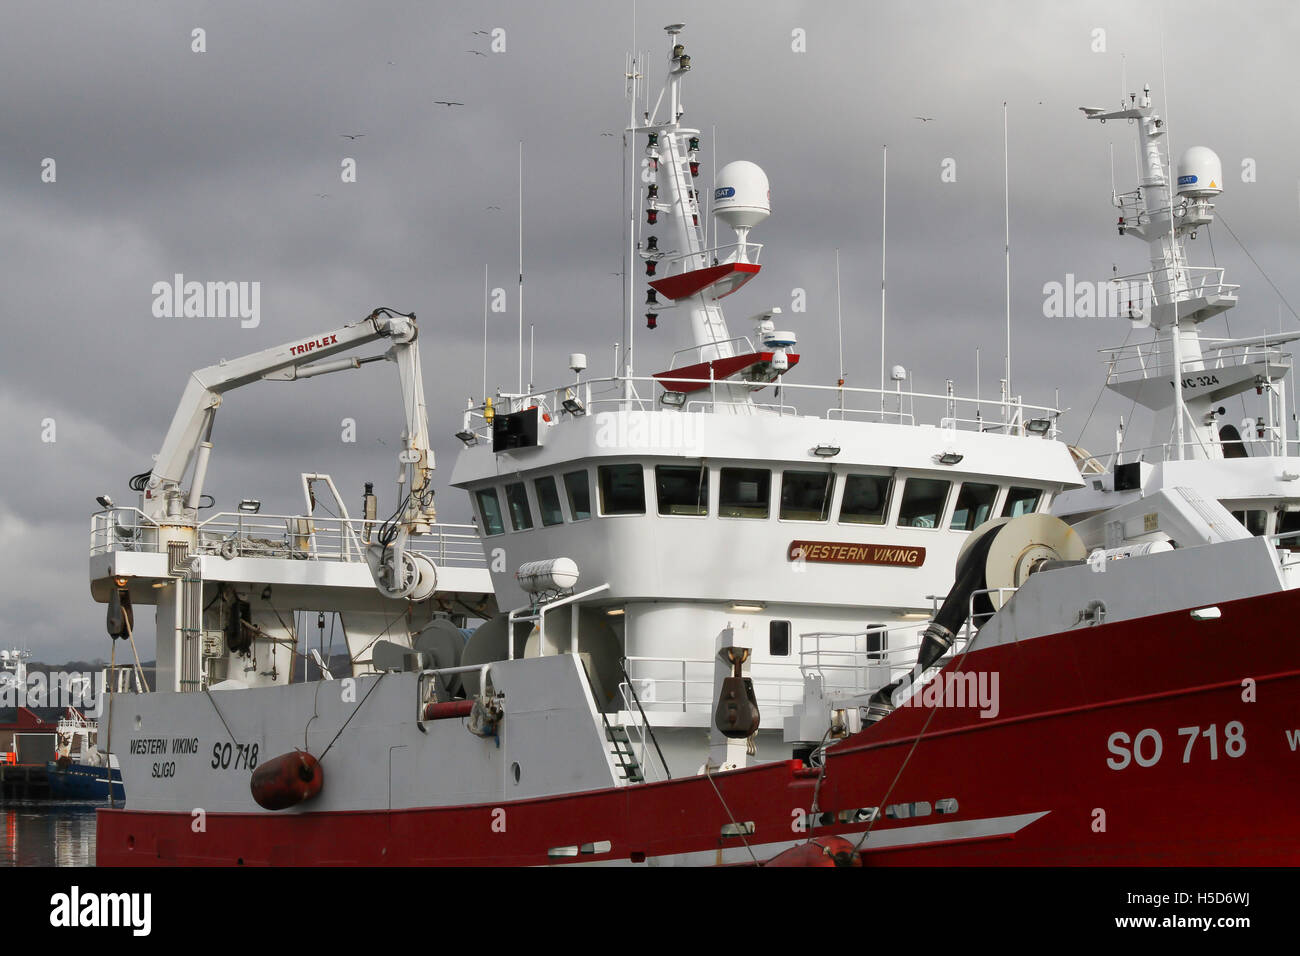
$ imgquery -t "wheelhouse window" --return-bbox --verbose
[897,478,951,528]
[474,488,505,536]
[563,470,592,521]
[950,482,998,532]
[780,471,835,522]
[503,482,533,531]
[598,464,646,515]
[534,476,565,526]
[1001,487,1042,518]
[1276,509,1300,549]
[769,620,791,657]
[719,468,771,519]
[1232,509,1268,536]
[866,624,888,662]
[656,465,709,516]
[839,474,892,525]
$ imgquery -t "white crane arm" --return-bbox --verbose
[143,309,429,528]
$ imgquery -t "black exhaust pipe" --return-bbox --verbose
[864,524,1000,723]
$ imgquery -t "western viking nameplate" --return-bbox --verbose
[787,540,926,568]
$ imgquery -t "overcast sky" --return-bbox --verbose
[3,0,1298,662]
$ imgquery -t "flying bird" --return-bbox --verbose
[600,132,616,137]
[914,116,934,123]
[466,50,487,56]
[314,193,331,199]
[435,100,464,107]
[339,133,365,140]
[486,205,501,210]
[471,30,490,36]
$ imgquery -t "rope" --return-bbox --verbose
[1073,325,1134,448]
[204,688,240,744]
[806,727,834,824]
[104,639,116,809]
[1217,213,1300,323]
[318,672,387,764]
[703,761,758,865]
[852,627,989,855]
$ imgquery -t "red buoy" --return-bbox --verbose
[763,837,862,867]
[249,751,323,811]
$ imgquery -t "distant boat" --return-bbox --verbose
[46,760,124,802]
[47,705,124,803]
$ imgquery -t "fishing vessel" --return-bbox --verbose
[92,26,1298,866]
[47,706,125,803]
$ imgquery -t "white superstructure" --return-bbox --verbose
[1055,87,1300,581]
[449,26,1081,772]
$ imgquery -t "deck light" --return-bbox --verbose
[606,607,626,616]
[96,495,114,510]
[455,430,479,446]
[728,602,765,612]
[660,390,685,407]
[562,397,587,417]
[813,444,841,457]
[1026,418,1052,435]
[238,499,262,514]
[937,452,964,466]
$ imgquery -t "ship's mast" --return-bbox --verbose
[628,25,781,412]
[1083,87,1256,461]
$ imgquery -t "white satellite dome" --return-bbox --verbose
[712,161,770,231]
[1176,146,1223,197]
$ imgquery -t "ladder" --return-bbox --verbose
[603,720,644,784]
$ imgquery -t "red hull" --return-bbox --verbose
[97,589,1300,865]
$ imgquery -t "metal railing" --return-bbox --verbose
[656,240,764,277]
[1108,265,1240,311]
[90,507,486,568]
[1102,337,1290,384]
[459,374,1061,442]
[621,654,806,717]
[617,681,671,783]
[797,623,935,697]
[797,590,1019,701]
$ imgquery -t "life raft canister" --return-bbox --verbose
[249,751,323,811]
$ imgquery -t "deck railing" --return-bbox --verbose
[459,374,1061,443]
[90,507,486,568]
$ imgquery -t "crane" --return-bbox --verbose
[138,307,437,599]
